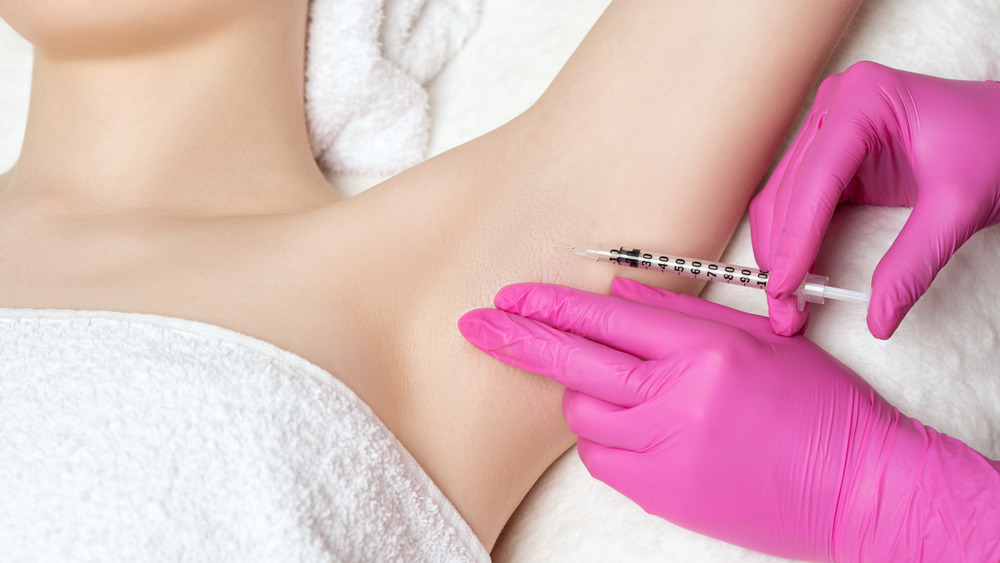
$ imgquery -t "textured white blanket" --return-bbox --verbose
[0,310,488,562]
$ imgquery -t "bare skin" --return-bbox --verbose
[0,0,861,551]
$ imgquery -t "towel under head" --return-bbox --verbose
[305,0,481,176]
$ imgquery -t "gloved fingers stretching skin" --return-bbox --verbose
[457,308,651,407]
[459,281,1000,561]
[490,282,744,361]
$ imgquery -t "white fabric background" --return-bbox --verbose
[2,1,999,560]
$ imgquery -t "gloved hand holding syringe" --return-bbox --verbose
[460,63,1000,562]
[562,245,870,311]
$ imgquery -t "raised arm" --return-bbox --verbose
[509,0,863,279]
[306,0,864,550]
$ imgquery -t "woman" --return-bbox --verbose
[0,0,861,557]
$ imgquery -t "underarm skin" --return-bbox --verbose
[311,0,863,550]
[0,0,862,555]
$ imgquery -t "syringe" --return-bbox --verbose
[566,245,870,310]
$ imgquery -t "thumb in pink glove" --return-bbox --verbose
[458,278,1000,562]
[750,61,1000,338]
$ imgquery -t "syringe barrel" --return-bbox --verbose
[571,245,869,310]
[582,246,770,289]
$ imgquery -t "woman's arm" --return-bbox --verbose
[303,0,863,550]
[516,0,861,272]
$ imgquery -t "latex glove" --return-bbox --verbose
[458,279,1000,562]
[750,61,1000,338]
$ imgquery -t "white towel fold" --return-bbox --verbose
[306,0,481,175]
[0,309,489,562]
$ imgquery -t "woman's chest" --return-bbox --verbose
[0,213,389,396]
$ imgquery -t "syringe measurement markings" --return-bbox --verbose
[605,247,769,289]
[566,244,870,309]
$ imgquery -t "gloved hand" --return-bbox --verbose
[458,278,1000,562]
[750,61,1000,338]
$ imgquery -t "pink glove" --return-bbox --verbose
[458,279,1000,562]
[750,61,1000,338]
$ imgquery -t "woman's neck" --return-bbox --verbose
[1,9,338,221]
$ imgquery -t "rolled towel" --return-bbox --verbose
[306,0,481,176]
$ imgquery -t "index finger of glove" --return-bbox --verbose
[768,119,872,298]
[458,308,655,407]
[492,283,692,361]
[751,110,823,269]
[766,292,809,336]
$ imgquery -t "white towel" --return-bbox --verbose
[306,0,481,175]
[0,309,489,562]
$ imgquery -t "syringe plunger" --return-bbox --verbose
[796,273,871,310]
